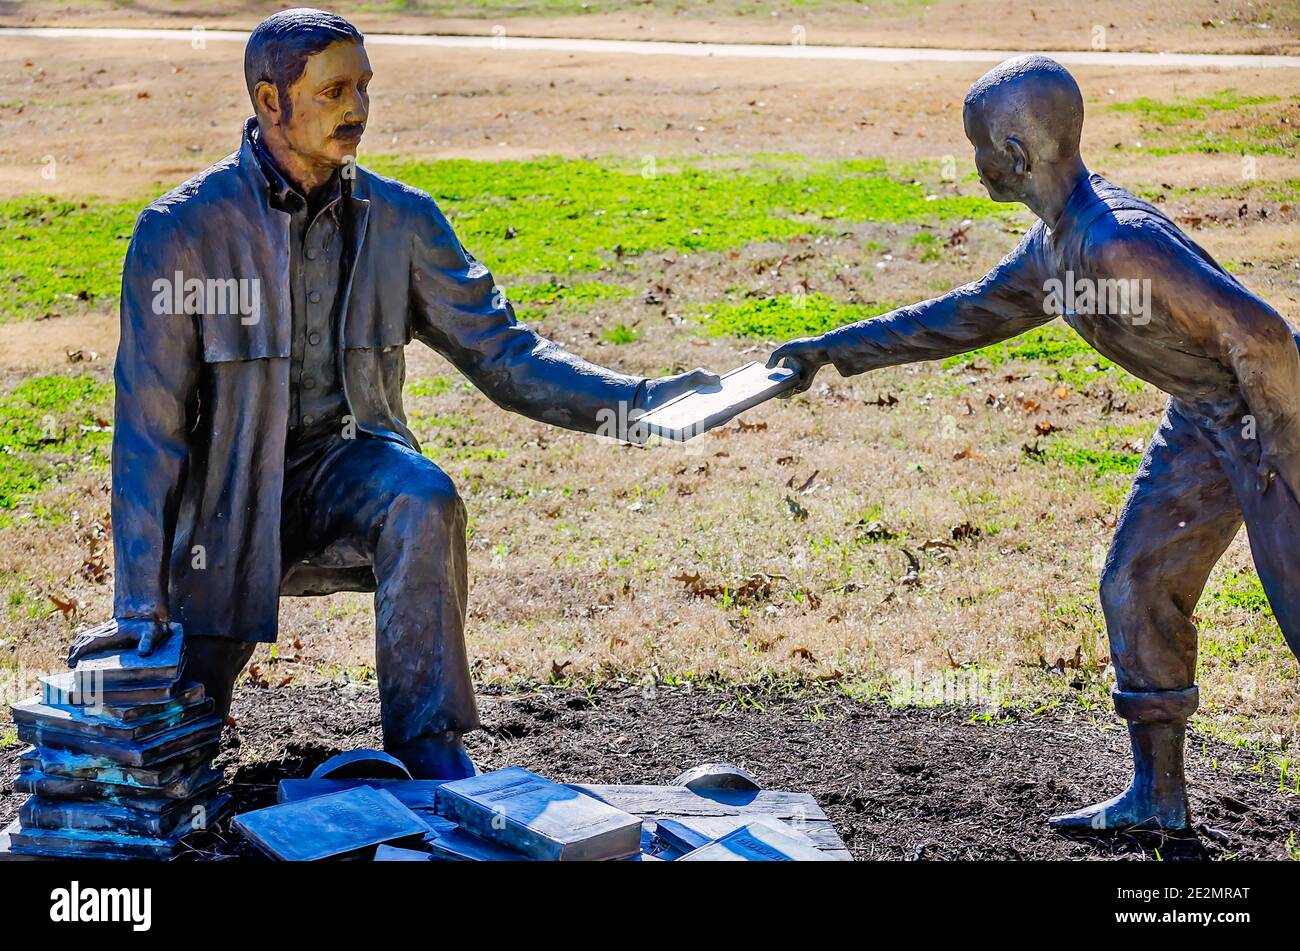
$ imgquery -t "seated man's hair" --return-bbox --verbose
[244,8,364,118]
[965,54,1084,162]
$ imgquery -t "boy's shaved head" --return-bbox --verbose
[964,54,1084,163]
[961,55,1086,215]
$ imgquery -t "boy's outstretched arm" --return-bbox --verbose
[1100,227,1300,498]
[769,224,1054,390]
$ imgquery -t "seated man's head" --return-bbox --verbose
[962,55,1084,206]
[244,8,370,175]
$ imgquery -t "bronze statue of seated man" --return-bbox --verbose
[68,9,716,780]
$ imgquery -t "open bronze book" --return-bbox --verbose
[632,361,799,443]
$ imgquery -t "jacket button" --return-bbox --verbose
[305,248,318,260]
[308,332,322,346]
[302,415,314,426]
[308,290,321,304]
[302,377,316,390]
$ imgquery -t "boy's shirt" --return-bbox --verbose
[820,174,1279,423]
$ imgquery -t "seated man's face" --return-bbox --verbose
[280,39,372,170]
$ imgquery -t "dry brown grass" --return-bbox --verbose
[0,26,1297,761]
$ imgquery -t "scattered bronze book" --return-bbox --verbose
[278,777,456,837]
[435,767,642,861]
[373,844,433,862]
[676,818,832,861]
[233,786,429,861]
[425,827,535,862]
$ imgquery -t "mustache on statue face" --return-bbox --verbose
[332,122,365,141]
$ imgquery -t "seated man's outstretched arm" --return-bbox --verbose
[1098,223,1300,498]
[408,196,713,434]
[771,224,1053,386]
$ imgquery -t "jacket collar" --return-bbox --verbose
[240,116,354,212]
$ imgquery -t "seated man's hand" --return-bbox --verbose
[767,336,831,395]
[637,366,722,414]
[66,617,178,668]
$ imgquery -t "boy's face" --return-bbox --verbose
[274,39,372,169]
[963,102,1022,203]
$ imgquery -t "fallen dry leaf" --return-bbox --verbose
[48,594,78,619]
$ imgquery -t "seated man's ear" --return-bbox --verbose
[254,80,283,126]
[1004,136,1029,178]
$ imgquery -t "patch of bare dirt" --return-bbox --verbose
[3,684,1295,860]
[3,33,1297,201]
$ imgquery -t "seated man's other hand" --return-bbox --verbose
[638,366,722,414]
[767,336,830,395]
[66,617,178,668]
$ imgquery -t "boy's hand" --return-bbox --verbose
[767,337,831,396]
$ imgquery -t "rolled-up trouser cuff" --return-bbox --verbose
[1112,685,1199,723]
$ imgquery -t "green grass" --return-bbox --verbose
[404,376,453,398]
[1110,89,1280,124]
[367,154,1002,279]
[1038,423,1148,478]
[703,292,893,339]
[0,197,138,322]
[0,373,113,513]
[1109,89,1297,158]
[1209,569,1274,618]
[507,281,634,307]
[600,323,640,345]
[944,324,1147,392]
[0,154,1001,323]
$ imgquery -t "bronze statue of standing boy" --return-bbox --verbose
[772,55,1300,830]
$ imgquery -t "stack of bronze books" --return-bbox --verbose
[1,630,228,860]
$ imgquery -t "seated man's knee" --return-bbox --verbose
[387,464,463,534]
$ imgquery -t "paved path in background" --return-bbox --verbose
[3,26,1298,69]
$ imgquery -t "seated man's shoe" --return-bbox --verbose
[387,731,478,780]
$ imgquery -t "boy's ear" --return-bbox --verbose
[1004,136,1030,177]
[254,80,282,125]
